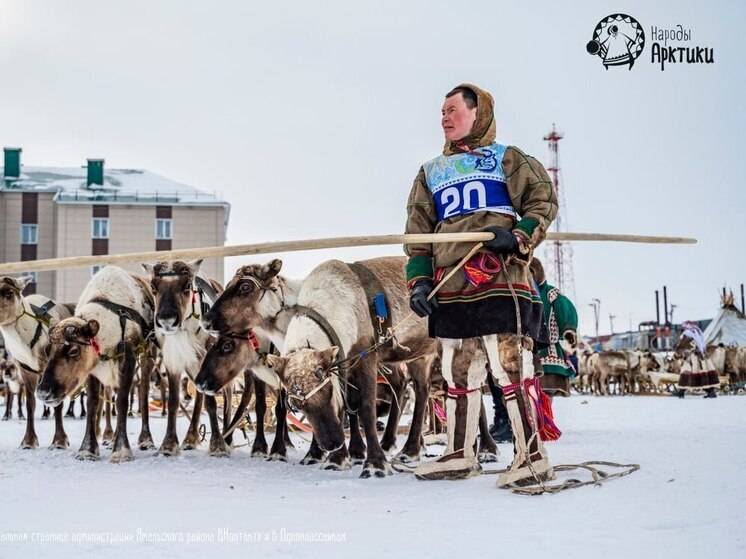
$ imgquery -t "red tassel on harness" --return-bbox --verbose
[247,330,260,350]
[526,377,562,442]
[433,399,447,424]
[90,337,102,356]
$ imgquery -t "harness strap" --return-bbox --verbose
[195,275,218,304]
[89,298,153,340]
[288,304,355,414]
[291,305,347,366]
[30,299,57,320]
[14,299,57,350]
[17,360,40,375]
[346,261,392,347]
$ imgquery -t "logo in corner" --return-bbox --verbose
[586,14,645,70]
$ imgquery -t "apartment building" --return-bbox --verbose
[0,147,230,303]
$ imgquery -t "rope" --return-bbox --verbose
[390,457,639,494]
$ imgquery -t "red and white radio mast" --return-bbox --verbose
[543,124,575,298]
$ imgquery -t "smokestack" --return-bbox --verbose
[655,290,660,325]
[3,147,22,179]
[663,285,669,325]
[86,159,105,188]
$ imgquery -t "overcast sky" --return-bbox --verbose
[1,0,743,337]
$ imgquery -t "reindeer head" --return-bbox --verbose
[142,259,202,334]
[201,259,283,335]
[195,334,259,395]
[266,346,346,452]
[637,349,661,372]
[0,276,33,325]
[0,359,18,382]
[37,318,101,406]
[673,336,694,360]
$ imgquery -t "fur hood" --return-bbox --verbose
[443,83,496,156]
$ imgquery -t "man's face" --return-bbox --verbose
[441,93,477,142]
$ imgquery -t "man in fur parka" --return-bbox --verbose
[404,83,559,486]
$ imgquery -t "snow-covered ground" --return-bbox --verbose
[0,394,743,559]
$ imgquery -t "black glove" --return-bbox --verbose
[483,226,518,255]
[409,281,439,318]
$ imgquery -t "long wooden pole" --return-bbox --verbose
[0,232,696,275]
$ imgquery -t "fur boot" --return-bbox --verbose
[483,334,555,488]
[414,339,483,481]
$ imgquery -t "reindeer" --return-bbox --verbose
[0,276,76,448]
[200,258,497,467]
[589,351,634,396]
[194,330,287,459]
[198,260,304,461]
[258,256,455,478]
[141,259,233,456]
[2,358,25,420]
[36,266,156,462]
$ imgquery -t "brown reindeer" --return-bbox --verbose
[2,358,25,420]
[36,266,156,462]
[194,331,291,460]
[0,276,75,448]
[142,259,233,456]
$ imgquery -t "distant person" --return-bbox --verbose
[530,257,579,399]
[674,322,719,399]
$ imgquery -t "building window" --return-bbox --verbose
[92,218,109,239]
[20,224,38,245]
[155,219,173,240]
[91,265,103,277]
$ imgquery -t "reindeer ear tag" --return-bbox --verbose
[90,337,102,356]
[192,291,197,304]
[247,330,260,350]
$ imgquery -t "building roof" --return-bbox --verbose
[1,165,230,210]
[703,304,746,346]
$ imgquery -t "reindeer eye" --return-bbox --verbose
[315,367,325,381]
[68,346,80,358]
[238,282,253,295]
[183,286,192,295]
[221,341,234,353]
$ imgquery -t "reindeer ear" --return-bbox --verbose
[15,276,33,291]
[82,319,100,339]
[265,355,288,376]
[260,259,282,280]
[187,259,204,276]
[142,263,155,275]
[320,346,339,365]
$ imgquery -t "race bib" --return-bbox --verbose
[423,144,516,221]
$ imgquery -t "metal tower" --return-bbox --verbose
[543,124,575,298]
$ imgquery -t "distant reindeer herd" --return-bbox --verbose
[1,258,744,473]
